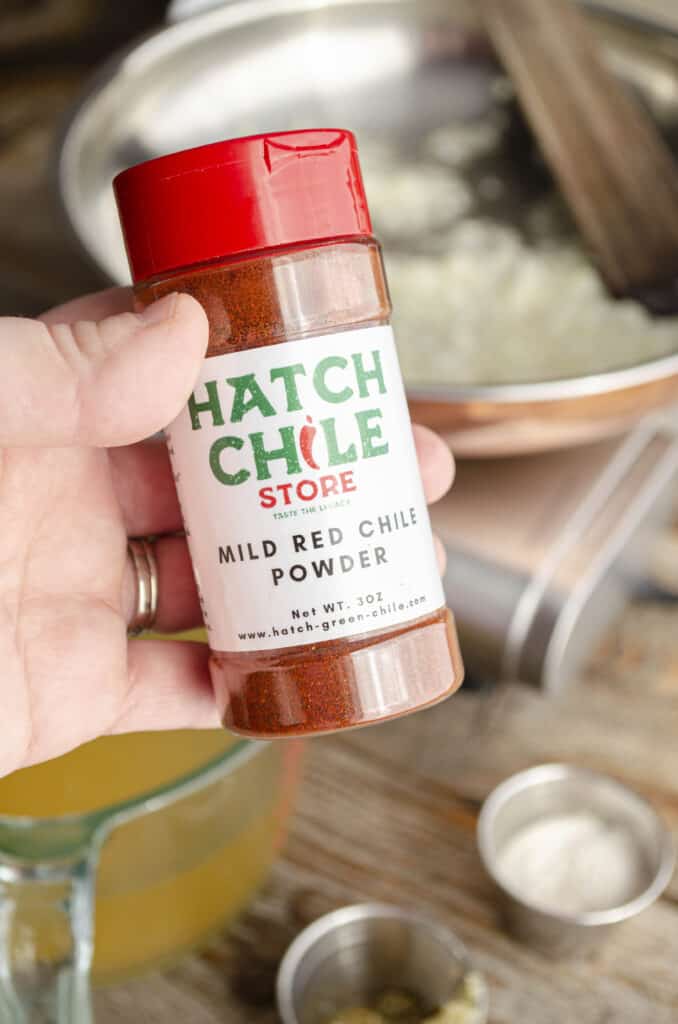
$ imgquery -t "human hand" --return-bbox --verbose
[1,288,454,776]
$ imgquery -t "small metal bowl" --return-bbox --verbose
[477,763,675,957]
[276,903,488,1024]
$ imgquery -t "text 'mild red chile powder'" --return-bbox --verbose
[115,129,463,737]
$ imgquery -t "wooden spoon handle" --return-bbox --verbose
[479,0,678,300]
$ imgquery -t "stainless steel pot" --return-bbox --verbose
[55,0,678,457]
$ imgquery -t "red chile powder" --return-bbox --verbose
[114,129,463,737]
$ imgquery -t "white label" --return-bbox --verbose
[167,325,444,652]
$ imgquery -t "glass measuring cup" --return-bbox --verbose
[0,730,302,1023]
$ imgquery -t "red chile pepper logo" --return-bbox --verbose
[299,416,320,470]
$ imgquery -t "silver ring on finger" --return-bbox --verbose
[127,538,159,636]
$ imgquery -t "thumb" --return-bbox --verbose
[0,293,208,447]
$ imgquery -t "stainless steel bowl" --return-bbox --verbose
[477,764,676,957]
[56,0,678,456]
[276,903,488,1024]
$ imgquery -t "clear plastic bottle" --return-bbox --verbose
[115,129,463,737]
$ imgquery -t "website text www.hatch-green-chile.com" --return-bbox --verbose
[236,593,427,641]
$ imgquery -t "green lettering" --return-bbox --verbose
[356,409,388,458]
[250,427,301,481]
[314,356,352,404]
[189,381,224,430]
[270,364,306,412]
[320,417,357,466]
[209,436,249,485]
[227,374,276,422]
[353,351,385,398]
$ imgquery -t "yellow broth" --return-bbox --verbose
[0,730,298,982]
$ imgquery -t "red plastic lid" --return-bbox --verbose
[113,129,373,283]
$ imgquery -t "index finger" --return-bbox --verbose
[1,290,208,448]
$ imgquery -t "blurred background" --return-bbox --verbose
[0,0,166,316]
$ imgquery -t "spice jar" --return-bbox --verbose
[114,129,463,737]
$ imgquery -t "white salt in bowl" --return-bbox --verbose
[477,764,675,957]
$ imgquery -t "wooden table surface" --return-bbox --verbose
[95,634,678,1023]
[2,3,677,1022]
